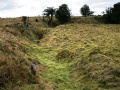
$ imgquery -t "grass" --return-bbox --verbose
[0,17,120,90]
[26,44,78,90]
[38,23,120,90]
[0,17,46,90]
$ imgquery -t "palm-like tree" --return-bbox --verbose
[43,7,56,25]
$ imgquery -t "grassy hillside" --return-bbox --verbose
[0,17,120,90]
[39,23,120,90]
[0,17,49,90]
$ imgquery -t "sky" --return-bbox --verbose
[0,0,119,17]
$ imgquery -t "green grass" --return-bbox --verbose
[26,43,81,90]
[24,23,120,90]
[36,23,120,90]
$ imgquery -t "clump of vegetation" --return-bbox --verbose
[102,2,120,24]
[55,4,71,24]
[80,4,94,17]
[43,7,56,25]
[56,50,74,62]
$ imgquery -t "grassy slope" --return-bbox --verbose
[39,23,120,90]
[0,17,49,90]
[0,17,120,90]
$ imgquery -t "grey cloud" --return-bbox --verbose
[0,0,17,11]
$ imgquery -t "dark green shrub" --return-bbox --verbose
[80,4,94,17]
[55,4,71,24]
[102,2,120,24]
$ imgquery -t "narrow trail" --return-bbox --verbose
[29,44,78,90]
[27,20,79,89]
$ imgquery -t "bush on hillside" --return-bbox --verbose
[102,2,120,24]
[55,4,71,24]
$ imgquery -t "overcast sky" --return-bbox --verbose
[0,0,119,17]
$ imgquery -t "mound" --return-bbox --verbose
[71,50,120,89]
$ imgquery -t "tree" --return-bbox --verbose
[111,2,120,23]
[55,4,71,24]
[80,4,94,17]
[43,7,56,25]
[102,7,113,23]
[103,2,120,24]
